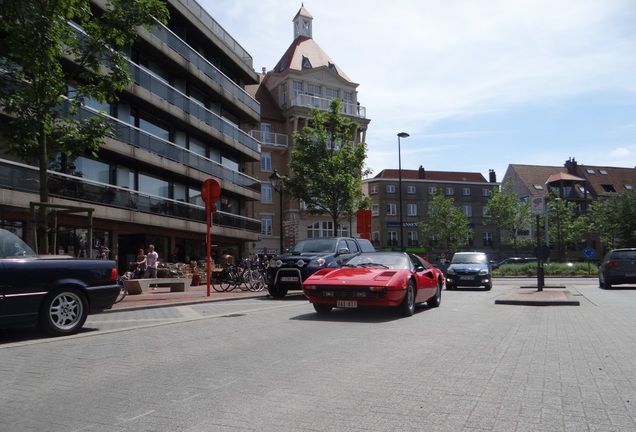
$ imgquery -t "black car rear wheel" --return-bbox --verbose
[313,304,333,314]
[38,287,88,336]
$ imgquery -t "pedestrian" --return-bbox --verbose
[131,248,147,279]
[145,244,159,278]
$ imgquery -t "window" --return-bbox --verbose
[407,203,417,216]
[407,185,416,194]
[189,136,206,157]
[293,81,303,98]
[386,185,396,193]
[601,184,617,193]
[533,184,544,190]
[386,203,397,215]
[482,188,492,197]
[260,122,272,144]
[260,152,272,172]
[467,233,474,246]
[370,185,378,194]
[261,183,273,203]
[407,231,418,247]
[463,205,472,217]
[139,173,168,198]
[625,185,634,191]
[343,91,354,114]
[462,188,471,196]
[600,170,608,175]
[586,169,595,174]
[483,232,493,246]
[307,83,321,96]
[428,186,437,195]
[371,204,379,216]
[387,231,398,247]
[371,231,380,246]
[326,87,339,100]
[482,206,491,217]
[445,187,454,196]
[74,158,110,184]
[307,221,334,237]
[261,215,273,236]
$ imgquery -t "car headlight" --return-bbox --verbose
[308,258,326,268]
[270,259,282,268]
[446,267,456,275]
[478,269,489,275]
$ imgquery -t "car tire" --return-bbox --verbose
[38,287,88,337]
[427,281,442,308]
[313,304,333,314]
[399,280,416,317]
[605,278,613,289]
[599,278,605,289]
[446,283,454,291]
[484,282,492,291]
[267,285,288,298]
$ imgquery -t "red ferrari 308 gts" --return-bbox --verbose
[303,252,444,317]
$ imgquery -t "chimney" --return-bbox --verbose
[418,165,426,179]
[564,157,578,175]
[489,169,497,183]
[261,67,266,74]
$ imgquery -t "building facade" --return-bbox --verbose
[0,0,262,271]
[246,5,371,256]
[363,167,500,259]
[502,158,636,261]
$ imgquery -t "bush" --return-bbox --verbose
[493,262,598,277]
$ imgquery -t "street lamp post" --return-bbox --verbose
[269,169,284,254]
[397,132,410,251]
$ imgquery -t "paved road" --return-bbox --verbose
[2,278,636,431]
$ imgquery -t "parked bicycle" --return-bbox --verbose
[214,258,265,292]
[114,275,128,304]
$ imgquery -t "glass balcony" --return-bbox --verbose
[288,94,366,118]
[70,105,261,194]
[0,160,261,234]
[249,130,289,148]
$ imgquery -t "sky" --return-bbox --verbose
[198,0,636,182]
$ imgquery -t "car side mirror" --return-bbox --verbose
[336,248,350,256]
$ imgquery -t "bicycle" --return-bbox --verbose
[114,275,128,304]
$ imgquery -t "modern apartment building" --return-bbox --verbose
[246,5,371,255]
[363,166,500,259]
[0,0,262,271]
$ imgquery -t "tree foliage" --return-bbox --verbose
[546,194,589,262]
[589,191,636,248]
[418,193,470,253]
[0,0,168,249]
[284,99,371,230]
[486,179,533,253]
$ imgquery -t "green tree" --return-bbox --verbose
[547,195,589,262]
[0,0,168,251]
[418,193,470,253]
[285,99,371,231]
[590,191,636,248]
[486,179,533,253]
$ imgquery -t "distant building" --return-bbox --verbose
[246,5,371,255]
[502,157,636,260]
[363,166,500,258]
[0,0,261,270]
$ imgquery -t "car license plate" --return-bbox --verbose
[280,276,298,282]
[460,276,474,280]
[337,300,357,308]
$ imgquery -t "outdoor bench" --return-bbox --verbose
[123,277,188,295]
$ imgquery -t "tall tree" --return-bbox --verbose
[590,191,636,249]
[547,194,589,262]
[285,99,371,232]
[486,179,533,253]
[418,193,471,253]
[0,0,168,251]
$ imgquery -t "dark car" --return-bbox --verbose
[598,248,636,289]
[0,228,121,336]
[492,257,537,270]
[266,237,375,298]
[445,251,493,290]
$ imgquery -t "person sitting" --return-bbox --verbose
[189,260,202,286]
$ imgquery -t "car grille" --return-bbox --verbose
[308,286,386,299]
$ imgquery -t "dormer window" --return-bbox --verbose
[533,184,544,190]
[302,56,312,69]
[328,62,338,74]
[586,169,595,174]
[601,184,617,193]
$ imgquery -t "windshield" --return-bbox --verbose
[451,253,487,264]
[290,238,337,254]
[0,228,36,258]
[345,252,409,270]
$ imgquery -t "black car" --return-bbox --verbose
[598,248,636,289]
[445,252,493,290]
[266,237,375,298]
[0,228,121,336]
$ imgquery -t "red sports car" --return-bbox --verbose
[303,252,443,316]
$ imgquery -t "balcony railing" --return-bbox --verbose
[288,94,366,118]
[148,21,259,115]
[0,160,261,234]
[73,105,261,194]
[249,131,289,148]
[180,0,253,69]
